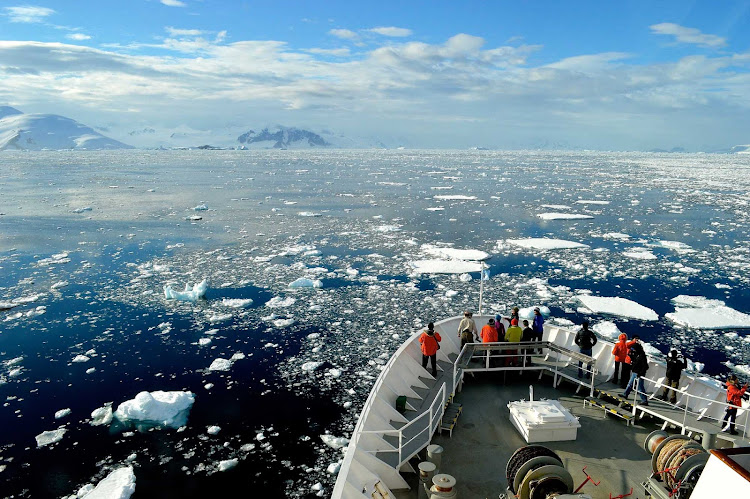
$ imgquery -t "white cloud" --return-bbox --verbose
[3,6,55,23]
[306,47,351,57]
[166,27,205,37]
[368,26,412,37]
[161,0,187,7]
[328,29,358,41]
[2,30,750,150]
[650,23,726,48]
[66,33,92,41]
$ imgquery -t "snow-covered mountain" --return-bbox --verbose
[729,144,750,154]
[0,108,132,151]
[237,126,329,149]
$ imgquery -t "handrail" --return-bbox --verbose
[355,381,447,467]
[632,374,749,438]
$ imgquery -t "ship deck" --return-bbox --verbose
[394,368,746,498]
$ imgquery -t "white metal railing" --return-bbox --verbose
[630,374,750,438]
[356,382,447,467]
[455,340,598,396]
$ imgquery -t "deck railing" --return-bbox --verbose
[630,374,749,439]
[355,382,447,468]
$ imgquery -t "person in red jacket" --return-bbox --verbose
[722,375,749,435]
[611,333,630,386]
[419,322,442,377]
[481,318,498,366]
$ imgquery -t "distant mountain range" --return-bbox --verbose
[0,107,132,151]
[2,104,750,152]
[237,126,329,149]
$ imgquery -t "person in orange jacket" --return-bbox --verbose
[611,333,630,386]
[722,374,749,435]
[480,318,499,366]
[419,322,442,377]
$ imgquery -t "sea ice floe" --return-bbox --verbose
[576,295,658,321]
[76,466,135,499]
[622,249,657,260]
[207,425,221,435]
[537,213,594,220]
[113,390,195,429]
[433,195,477,200]
[421,244,489,261]
[320,434,349,449]
[55,408,72,419]
[657,240,694,253]
[409,259,482,274]
[193,204,208,211]
[592,321,622,340]
[218,458,238,471]
[36,428,66,447]
[505,238,589,250]
[72,355,90,363]
[575,200,610,205]
[301,361,324,372]
[198,338,212,346]
[91,405,113,426]
[665,295,750,330]
[221,298,253,308]
[289,278,323,289]
[208,358,234,371]
[266,296,297,308]
[163,280,208,302]
[602,232,631,240]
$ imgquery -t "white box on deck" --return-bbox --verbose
[508,399,581,443]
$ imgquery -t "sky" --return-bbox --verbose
[1,0,750,150]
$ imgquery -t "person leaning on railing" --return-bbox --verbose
[722,374,749,435]
[458,310,478,349]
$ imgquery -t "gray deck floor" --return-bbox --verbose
[394,371,715,498]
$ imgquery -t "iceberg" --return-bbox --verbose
[163,280,208,302]
[576,295,658,321]
[80,466,136,499]
[113,390,195,429]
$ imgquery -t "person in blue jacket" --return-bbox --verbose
[532,307,544,353]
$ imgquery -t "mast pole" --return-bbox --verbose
[478,261,485,314]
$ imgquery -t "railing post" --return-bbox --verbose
[744,407,749,438]
[399,430,403,465]
[682,394,688,433]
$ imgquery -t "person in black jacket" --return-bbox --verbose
[660,349,687,404]
[574,321,597,378]
[623,341,649,404]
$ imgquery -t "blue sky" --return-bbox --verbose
[2,1,750,149]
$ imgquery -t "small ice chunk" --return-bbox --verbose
[55,408,72,419]
[72,355,90,363]
[36,428,66,447]
[218,458,238,471]
[198,338,212,346]
[320,434,349,449]
[207,425,221,435]
[302,361,323,372]
[208,358,233,371]
[266,296,296,308]
[91,405,113,426]
[193,204,208,211]
[288,278,323,288]
[221,298,253,308]
[163,280,208,302]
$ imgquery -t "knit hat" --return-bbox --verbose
[511,318,518,326]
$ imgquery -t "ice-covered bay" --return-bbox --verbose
[2,149,750,497]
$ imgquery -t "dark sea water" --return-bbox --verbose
[1,150,750,497]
